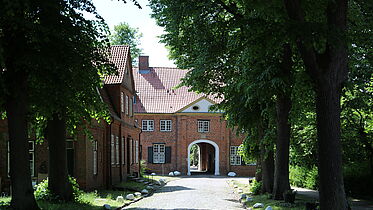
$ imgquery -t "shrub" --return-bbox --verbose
[343,161,373,197]
[289,165,318,190]
[34,176,83,202]
[140,160,147,177]
[304,166,318,189]
[250,180,262,195]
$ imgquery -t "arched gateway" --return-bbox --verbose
[187,140,220,176]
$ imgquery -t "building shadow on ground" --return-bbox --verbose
[157,185,195,193]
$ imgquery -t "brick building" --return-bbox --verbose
[134,56,256,177]
[0,45,140,193]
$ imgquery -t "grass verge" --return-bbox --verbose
[227,179,317,210]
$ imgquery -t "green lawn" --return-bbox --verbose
[0,180,148,210]
[227,180,317,210]
[0,191,130,210]
[144,175,180,183]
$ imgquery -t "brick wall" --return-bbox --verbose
[135,113,255,177]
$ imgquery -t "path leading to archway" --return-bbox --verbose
[123,175,244,210]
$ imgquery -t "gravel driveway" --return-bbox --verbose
[123,175,245,210]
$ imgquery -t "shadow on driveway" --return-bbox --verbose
[157,185,195,193]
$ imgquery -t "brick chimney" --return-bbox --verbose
[139,56,149,70]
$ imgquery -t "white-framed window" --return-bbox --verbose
[111,135,115,165]
[230,146,242,165]
[153,144,165,164]
[121,92,124,113]
[160,120,172,132]
[7,141,10,177]
[28,141,35,177]
[121,137,125,165]
[129,139,133,164]
[129,98,133,117]
[135,140,139,163]
[115,136,119,165]
[93,140,98,175]
[197,120,210,133]
[8,140,36,177]
[125,95,129,115]
[142,120,154,131]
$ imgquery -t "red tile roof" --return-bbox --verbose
[133,67,218,113]
[104,45,130,84]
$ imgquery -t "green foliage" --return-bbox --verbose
[140,159,147,177]
[250,180,262,195]
[190,144,199,166]
[110,22,143,62]
[343,161,373,197]
[34,177,83,202]
[289,165,318,190]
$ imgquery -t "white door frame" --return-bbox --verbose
[187,139,220,176]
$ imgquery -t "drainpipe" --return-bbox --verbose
[138,127,142,177]
[119,124,122,182]
[107,122,112,189]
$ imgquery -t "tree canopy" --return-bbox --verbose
[110,22,143,63]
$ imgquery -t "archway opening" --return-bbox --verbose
[187,140,220,176]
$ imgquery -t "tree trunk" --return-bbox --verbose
[316,82,348,209]
[272,94,291,199]
[255,156,262,182]
[261,144,274,194]
[46,113,73,201]
[272,44,292,200]
[283,0,349,208]
[5,71,39,210]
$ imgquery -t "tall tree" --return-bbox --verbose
[150,0,294,198]
[0,1,40,209]
[283,0,349,208]
[110,22,143,62]
[0,0,116,205]
[30,0,114,201]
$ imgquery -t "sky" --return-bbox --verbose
[92,0,175,67]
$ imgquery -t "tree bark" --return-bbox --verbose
[261,144,274,194]
[283,0,349,208]
[46,113,73,201]
[272,94,291,199]
[316,82,347,209]
[272,45,292,200]
[5,71,39,210]
[255,156,262,182]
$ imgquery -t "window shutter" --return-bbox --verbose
[165,147,171,163]
[148,147,153,164]
[241,158,245,165]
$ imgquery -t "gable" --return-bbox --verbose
[121,52,135,93]
[179,98,220,113]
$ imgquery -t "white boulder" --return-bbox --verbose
[141,189,149,194]
[134,192,141,197]
[265,206,273,210]
[174,171,181,176]
[151,172,156,176]
[253,203,264,208]
[125,194,135,200]
[159,178,166,185]
[168,172,175,176]
[227,172,236,177]
[103,204,111,209]
[238,189,243,193]
[116,196,125,203]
